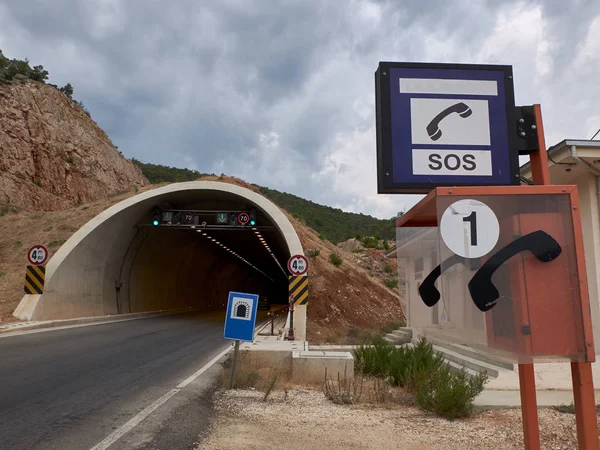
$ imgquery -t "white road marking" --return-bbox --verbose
[88,345,232,450]
[177,345,233,389]
[0,313,182,339]
[89,389,180,450]
[87,316,274,449]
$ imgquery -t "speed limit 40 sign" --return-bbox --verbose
[288,254,308,276]
[27,245,48,265]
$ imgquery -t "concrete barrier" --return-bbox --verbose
[291,350,354,384]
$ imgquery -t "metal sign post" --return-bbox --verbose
[229,340,240,389]
[286,295,297,341]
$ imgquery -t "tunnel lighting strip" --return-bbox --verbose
[197,230,275,283]
[253,229,287,276]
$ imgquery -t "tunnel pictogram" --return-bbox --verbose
[231,300,251,320]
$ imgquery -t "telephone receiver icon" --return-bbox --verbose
[418,230,562,312]
[426,102,472,141]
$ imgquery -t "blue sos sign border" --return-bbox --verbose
[375,62,520,194]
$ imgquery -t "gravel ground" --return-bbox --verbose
[197,388,587,450]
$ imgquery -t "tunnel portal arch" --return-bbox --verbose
[14,181,303,327]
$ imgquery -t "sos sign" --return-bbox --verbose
[415,149,491,175]
[375,61,520,194]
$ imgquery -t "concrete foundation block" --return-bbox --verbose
[291,351,354,384]
[13,295,40,320]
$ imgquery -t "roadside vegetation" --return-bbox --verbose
[354,234,391,250]
[219,336,487,421]
[351,337,488,419]
[0,49,91,116]
[328,251,343,267]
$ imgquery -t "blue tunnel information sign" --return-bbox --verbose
[375,62,519,194]
[223,291,259,342]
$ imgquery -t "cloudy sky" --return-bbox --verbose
[1,0,599,219]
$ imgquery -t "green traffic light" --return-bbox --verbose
[153,220,159,226]
[250,220,256,226]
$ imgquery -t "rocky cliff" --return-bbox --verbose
[0,81,148,211]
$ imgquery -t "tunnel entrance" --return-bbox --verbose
[14,181,303,327]
[124,188,290,314]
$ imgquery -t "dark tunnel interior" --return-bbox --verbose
[123,189,290,314]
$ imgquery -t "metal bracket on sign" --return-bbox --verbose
[515,106,539,155]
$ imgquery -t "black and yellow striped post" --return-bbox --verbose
[288,275,309,305]
[24,265,46,294]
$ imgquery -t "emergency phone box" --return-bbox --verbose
[395,185,595,364]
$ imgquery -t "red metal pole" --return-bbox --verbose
[530,104,598,450]
[571,361,599,449]
[513,104,551,450]
[518,363,541,449]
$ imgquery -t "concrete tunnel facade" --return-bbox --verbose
[14,181,306,337]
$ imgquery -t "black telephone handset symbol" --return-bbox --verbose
[426,102,472,141]
[468,230,561,312]
[418,254,464,307]
[418,230,562,312]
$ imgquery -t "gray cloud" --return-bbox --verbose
[1,0,599,218]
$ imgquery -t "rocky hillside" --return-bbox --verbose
[0,81,148,211]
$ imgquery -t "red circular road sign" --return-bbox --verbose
[238,212,250,225]
[183,212,195,224]
[288,254,309,276]
[27,245,48,265]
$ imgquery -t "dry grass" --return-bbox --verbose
[219,350,322,396]
[220,349,413,411]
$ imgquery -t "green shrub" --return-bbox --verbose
[360,235,383,249]
[384,264,393,273]
[329,252,343,267]
[384,278,398,289]
[43,226,53,232]
[415,364,488,419]
[354,337,395,378]
[353,337,487,419]
[48,239,66,248]
[383,241,390,251]
[306,249,320,258]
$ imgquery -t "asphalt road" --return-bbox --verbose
[0,311,263,450]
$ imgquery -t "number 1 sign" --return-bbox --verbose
[439,199,500,259]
